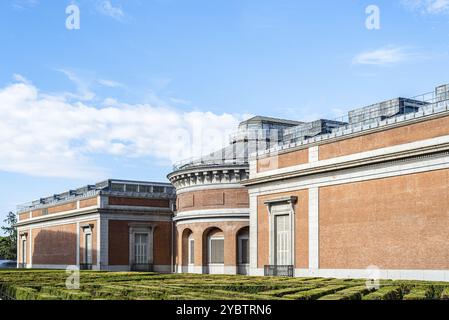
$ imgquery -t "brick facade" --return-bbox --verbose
[16,182,175,271]
[177,188,249,212]
[31,224,77,265]
[247,109,449,281]
[15,99,449,280]
[108,220,172,266]
[176,221,249,268]
[319,114,449,161]
[319,169,449,270]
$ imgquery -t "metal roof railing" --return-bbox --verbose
[17,179,176,213]
[173,84,449,169]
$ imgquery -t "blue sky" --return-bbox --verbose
[1,0,449,230]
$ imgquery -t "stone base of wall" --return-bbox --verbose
[101,264,172,273]
[18,264,173,273]
[250,268,449,282]
[176,265,248,275]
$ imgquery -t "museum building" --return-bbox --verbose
[16,83,449,281]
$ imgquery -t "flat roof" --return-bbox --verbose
[17,179,175,213]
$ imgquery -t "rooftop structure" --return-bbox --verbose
[17,179,175,213]
[283,119,348,144]
[436,84,449,102]
[347,97,428,125]
[258,83,449,156]
[173,116,301,171]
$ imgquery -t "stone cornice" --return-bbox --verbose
[243,141,449,187]
[173,211,249,222]
[168,165,249,191]
[15,207,99,227]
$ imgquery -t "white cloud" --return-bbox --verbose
[97,79,124,88]
[96,1,125,21]
[56,68,96,101]
[352,46,416,66]
[402,0,449,14]
[0,75,245,179]
[12,0,39,9]
[13,74,30,84]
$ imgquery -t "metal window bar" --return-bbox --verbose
[130,263,153,272]
[264,265,294,277]
[79,263,93,270]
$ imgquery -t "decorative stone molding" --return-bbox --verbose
[168,165,250,192]
[265,196,298,267]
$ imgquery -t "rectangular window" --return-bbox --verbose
[209,238,224,264]
[22,239,27,264]
[153,186,165,193]
[125,184,138,192]
[111,183,125,192]
[134,233,148,264]
[85,233,92,264]
[139,185,151,193]
[275,215,290,266]
[189,239,195,265]
[240,239,249,264]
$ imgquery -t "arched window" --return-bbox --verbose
[208,233,224,265]
[188,233,195,265]
[237,229,249,265]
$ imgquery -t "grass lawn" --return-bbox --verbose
[1,270,448,300]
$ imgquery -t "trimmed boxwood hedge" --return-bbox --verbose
[362,286,404,300]
[0,270,448,300]
[318,286,375,300]
[283,285,348,300]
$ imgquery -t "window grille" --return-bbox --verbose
[275,215,290,266]
[134,233,148,264]
[189,239,195,265]
[240,239,249,264]
[153,186,165,193]
[139,185,151,193]
[209,238,224,264]
[111,183,125,192]
[125,184,138,192]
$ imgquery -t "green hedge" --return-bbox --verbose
[403,287,429,300]
[1,270,449,300]
[318,286,375,300]
[284,285,348,300]
[259,285,319,298]
[362,286,403,300]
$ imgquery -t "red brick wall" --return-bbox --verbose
[19,212,30,221]
[47,202,77,214]
[108,220,172,266]
[153,222,173,265]
[320,114,449,160]
[257,148,309,173]
[177,188,249,213]
[79,197,98,208]
[31,224,77,265]
[108,220,130,265]
[108,197,169,208]
[319,169,449,270]
[32,209,43,218]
